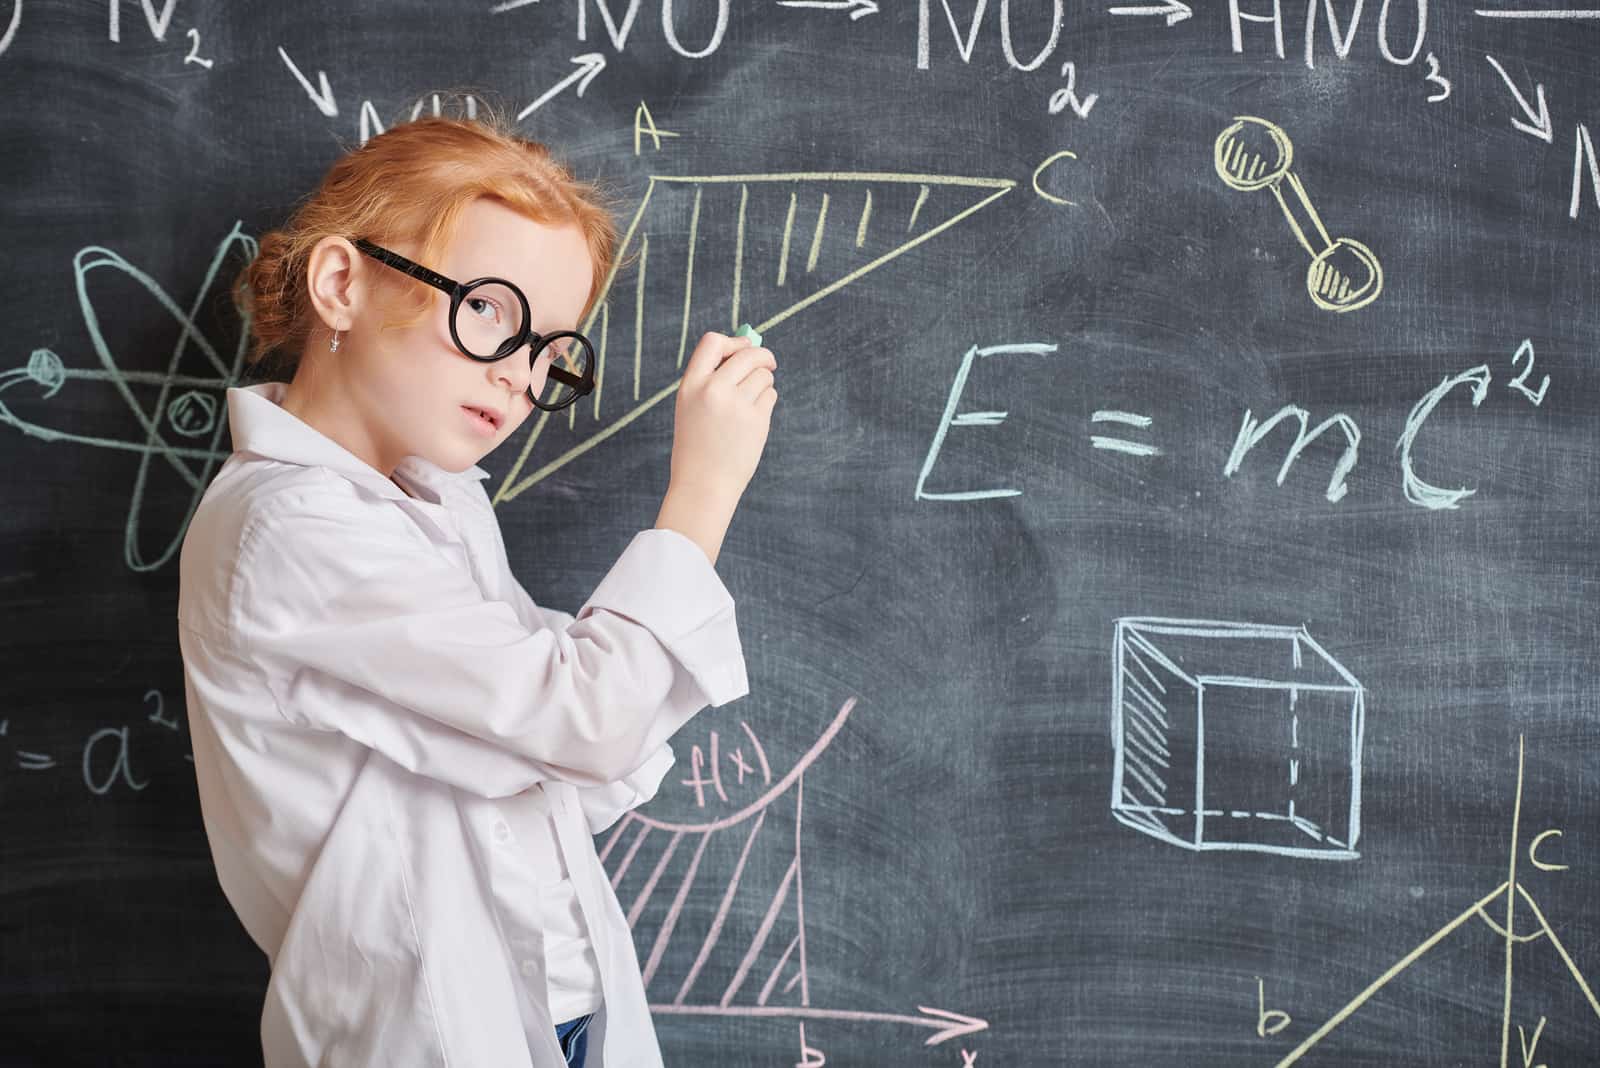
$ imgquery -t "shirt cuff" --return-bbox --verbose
[577,527,750,707]
[577,744,677,834]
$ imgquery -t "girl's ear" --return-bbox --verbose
[305,236,364,333]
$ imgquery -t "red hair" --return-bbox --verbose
[233,96,623,375]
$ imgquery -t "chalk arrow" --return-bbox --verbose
[777,0,879,18]
[917,1005,990,1046]
[278,46,338,118]
[1474,7,1600,19]
[647,1002,988,1047]
[1107,1,1192,25]
[517,53,607,121]
[1485,54,1553,143]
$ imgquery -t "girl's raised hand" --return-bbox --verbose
[666,330,778,515]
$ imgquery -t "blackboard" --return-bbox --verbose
[3,2,1598,1065]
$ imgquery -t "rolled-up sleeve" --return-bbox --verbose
[512,586,706,832]
[231,490,749,799]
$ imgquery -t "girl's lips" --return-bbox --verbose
[462,405,498,436]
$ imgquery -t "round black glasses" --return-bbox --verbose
[351,237,596,411]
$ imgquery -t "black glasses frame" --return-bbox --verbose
[351,237,595,411]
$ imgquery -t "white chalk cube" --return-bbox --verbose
[1110,618,1365,859]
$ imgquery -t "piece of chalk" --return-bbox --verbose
[734,323,762,347]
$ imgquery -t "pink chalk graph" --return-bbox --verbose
[598,696,989,1060]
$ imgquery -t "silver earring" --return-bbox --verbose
[329,329,342,352]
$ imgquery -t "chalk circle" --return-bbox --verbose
[1215,117,1293,192]
[1306,237,1383,313]
[1031,150,1080,206]
[26,349,67,394]
[167,390,219,438]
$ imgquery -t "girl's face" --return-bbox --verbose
[332,197,595,476]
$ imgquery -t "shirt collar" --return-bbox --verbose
[226,382,491,501]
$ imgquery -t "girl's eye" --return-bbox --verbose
[464,296,500,323]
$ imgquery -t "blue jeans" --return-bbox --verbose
[554,1013,594,1067]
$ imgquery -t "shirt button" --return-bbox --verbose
[521,959,538,978]
[493,818,514,844]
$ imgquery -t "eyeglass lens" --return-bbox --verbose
[531,335,590,410]
[452,282,591,409]
[453,281,526,359]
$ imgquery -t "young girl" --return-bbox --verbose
[177,108,777,1067]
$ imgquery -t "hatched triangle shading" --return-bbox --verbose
[494,172,1014,503]
[595,698,858,1014]
[604,792,811,1010]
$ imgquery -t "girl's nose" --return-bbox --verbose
[494,347,538,395]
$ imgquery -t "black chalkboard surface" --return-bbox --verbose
[3,3,1598,1066]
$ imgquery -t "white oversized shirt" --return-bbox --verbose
[177,381,749,1067]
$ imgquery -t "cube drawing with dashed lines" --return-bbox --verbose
[1110,618,1365,859]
